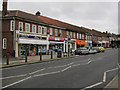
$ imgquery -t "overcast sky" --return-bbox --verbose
[0,0,119,34]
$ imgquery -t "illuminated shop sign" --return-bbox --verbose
[19,35,47,40]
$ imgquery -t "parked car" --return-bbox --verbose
[92,47,100,53]
[75,47,89,55]
[98,47,105,52]
[88,47,97,54]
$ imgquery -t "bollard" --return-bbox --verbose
[25,45,27,62]
[6,53,9,65]
[51,50,53,59]
[25,50,27,62]
[40,52,42,61]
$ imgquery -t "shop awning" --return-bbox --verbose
[76,40,87,45]
[50,41,64,44]
[18,38,49,45]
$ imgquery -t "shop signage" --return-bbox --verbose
[49,37,64,41]
[19,35,47,40]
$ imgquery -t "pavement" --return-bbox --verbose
[1,48,120,89]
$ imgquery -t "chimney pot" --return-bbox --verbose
[2,0,8,16]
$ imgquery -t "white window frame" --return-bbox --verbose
[3,38,7,49]
[55,29,58,36]
[80,34,81,39]
[50,28,53,35]
[77,33,79,39]
[67,31,69,37]
[10,20,15,31]
[59,30,62,36]
[74,33,75,38]
[86,35,87,40]
[38,26,42,34]
[82,34,84,39]
[70,32,72,38]
[25,23,30,32]
[32,24,36,33]
[19,22,23,31]
[43,26,47,35]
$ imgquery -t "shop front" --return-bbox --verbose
[49,37,65,52]
[17,33,49,57]
[71,39,76,52]
[76,40,87,48]
[85,41,92,47]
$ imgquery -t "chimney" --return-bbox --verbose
[35,11,40,16]
[2,0,8,16]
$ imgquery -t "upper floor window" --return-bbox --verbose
[43,27,47,35]
[82,34,84,39]
[10,20,15,31]
[80,34,81,39]
[77,33,79,39]
[55,29,58,36]
[25,23,30,32]
[70,32,72,38]
[38,26,42,34]
[19,22,23,31]
[59,30,62,36]
[50,28,53,35]
[74,33,76,38]
[86,35,87,40]
[3,38,7,49]
[32,24,36,33]
[67,31,69,37]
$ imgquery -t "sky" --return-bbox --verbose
[0,0,119,34]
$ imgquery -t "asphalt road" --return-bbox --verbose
[1,49,120,89]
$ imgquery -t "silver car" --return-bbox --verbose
[79,47,89,55]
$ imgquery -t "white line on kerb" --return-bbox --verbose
[2,76,32,89]
[0,74,27,80]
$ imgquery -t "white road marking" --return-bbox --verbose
[61,66,71,72]
[84,67,119,89]
[1,74,27,80]
[29,68,45,75]
[33,71,61,77]
[2,76,32,89]
[84,82,103,89]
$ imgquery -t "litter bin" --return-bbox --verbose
[57,51,62,58]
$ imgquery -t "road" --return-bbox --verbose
[1,49,120,89]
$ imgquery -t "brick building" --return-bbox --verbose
[2,1,110,58]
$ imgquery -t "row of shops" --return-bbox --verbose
[15,31,109,57]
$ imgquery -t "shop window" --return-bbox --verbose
[55,29,58,36]
[38,26,42,34]
[59,30,62,36]
[50,28,53,35]
[3,38,7,49]
[10,20,14,31]
[19,22,23,31]
[25,23,30,32]
[32,24,36,33]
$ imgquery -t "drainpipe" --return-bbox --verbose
[13,16,16,57]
